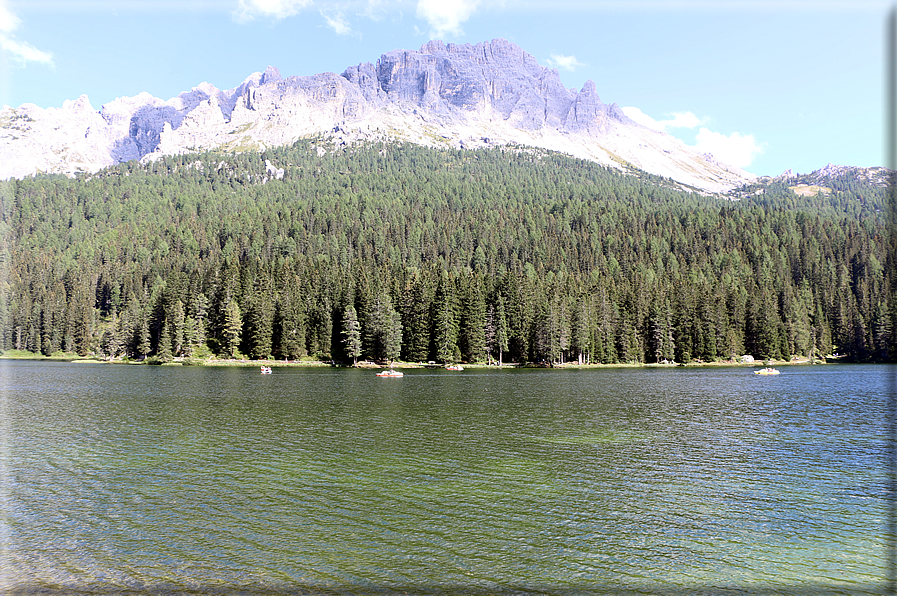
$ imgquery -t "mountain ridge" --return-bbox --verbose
[3,38,755,192]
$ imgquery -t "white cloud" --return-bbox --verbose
[1,36,53,65]
[621,107,705,131]
[360,0,391,21]
[546,53,584,72]
[0,2,20,33]
[621,106,660,129]
[694,127,763,168]
[623,106,762,168]
[662,111,704,129]
[0,0,53,66]
[321,10,356,36]
[233,0,313,22]
[416,0,479,38]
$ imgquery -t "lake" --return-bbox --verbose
[0,361,891,595]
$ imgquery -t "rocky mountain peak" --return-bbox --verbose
[338,38,631,136]
[260,66,281,85]
[61,94,94,113]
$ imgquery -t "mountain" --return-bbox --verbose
[768,163,891,189]
[0,38,754,192]
[728,163,890,200]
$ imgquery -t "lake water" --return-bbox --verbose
[0,361,891,595]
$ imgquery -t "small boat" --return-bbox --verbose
[376,369,404,377]
[754,367,780,375]
[445,365,464,371]
[260,366,272,374]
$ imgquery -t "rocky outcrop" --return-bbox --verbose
[768,164,890,188]
[339,39,634,137]
[0,38,754,192]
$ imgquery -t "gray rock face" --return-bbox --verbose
[341,39,630,134]
[0,38,753,192]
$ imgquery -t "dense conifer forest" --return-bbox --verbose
[1,141,892,364]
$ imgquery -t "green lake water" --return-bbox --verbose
[0,361,891,595]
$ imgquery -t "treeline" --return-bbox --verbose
[2,141,893,364]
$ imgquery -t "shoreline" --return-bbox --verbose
[0,351,846,368]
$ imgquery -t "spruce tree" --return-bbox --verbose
[494,295,509,366]
[341,304,362,365]
[368,291,402,363]
[274,298,306,360]
[432,273,458,363]
[222,300,242,358]
[401,274,431,362]
[137,316,151,360]
[245,296,274,360]
[158,320,173,362]
[171,299,186,356]
[459,274,487,362]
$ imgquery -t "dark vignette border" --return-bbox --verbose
[0,584,891,596]
[1,10,896,596]
[888,6,897,596]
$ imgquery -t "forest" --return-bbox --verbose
[1,140,893,365]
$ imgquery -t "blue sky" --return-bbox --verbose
[0,0,889,176]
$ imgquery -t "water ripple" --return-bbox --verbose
[1,362,890,595]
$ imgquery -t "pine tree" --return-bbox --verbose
[73,294,93,357]
[171,299,186,356]
[459,274,487,362]
[183,316,197,357]
[648,297,675,363]
[192,293,209,349]
[495,295,510,365]
[534,290,568,364]
[570,296,592,365]
[137,315,151,360]
[245,296,274,360]
[504,272,533,363]
[273,297,306,360]
[485,304,497,363]
[385,306,403,364]
[401,274,431,362]
[432,273,459,363]
[158,319,173,362]
[368,291,403,363]
[101,324,121,360]
[222,300,242,358]
[871,299,891,360]
[341,304,362,365]
[306,297,333,360]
